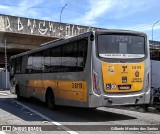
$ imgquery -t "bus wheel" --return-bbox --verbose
[16,86,22,101]
[46,89,55,110]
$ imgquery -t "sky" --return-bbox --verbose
[0,0,160,41]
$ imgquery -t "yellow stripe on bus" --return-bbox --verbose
[28,80,87,102]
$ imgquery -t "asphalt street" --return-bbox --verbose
[0,90,160,134]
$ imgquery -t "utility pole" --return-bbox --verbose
[5,38,7,89]
[152,20,160,42]
[59,4,67,38]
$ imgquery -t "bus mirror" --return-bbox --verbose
[90,34,94,41]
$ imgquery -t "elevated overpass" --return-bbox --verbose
[0,14,102,68]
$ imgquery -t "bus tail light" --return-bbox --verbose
[93,71,100,93]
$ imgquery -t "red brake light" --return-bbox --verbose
[93,72,99,91]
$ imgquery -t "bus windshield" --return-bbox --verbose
[98,34,145,59]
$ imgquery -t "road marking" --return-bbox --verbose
[0,93,8,96]
[12,100,79,134]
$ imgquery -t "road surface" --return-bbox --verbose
[0,90,160,134]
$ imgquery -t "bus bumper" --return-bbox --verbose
[101,89,151,106]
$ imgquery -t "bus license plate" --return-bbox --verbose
[118,85,131,90]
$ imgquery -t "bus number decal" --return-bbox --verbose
[115,36,129,42]
[132,66,141,69]
[72,83,83,89]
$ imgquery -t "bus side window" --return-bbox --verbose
[50,46,62,72]
[26,55,33,73]
[62,42,77,72]
[77,39,88,71]
[42,49,51,73]
[32,52,42,73]
[21,56,28,74]
[15,57,21,74]
[73,42,78,71]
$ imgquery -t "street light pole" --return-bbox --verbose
[152,20,160,41]
[60,4,67,23]
[151,20,160,103]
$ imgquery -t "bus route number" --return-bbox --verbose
[115,36,129,42]
[72,83,83,89]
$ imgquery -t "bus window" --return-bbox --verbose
[32,52,42,73]
[62,42,78,72]
[77,39,88,70]
[50,46,62,72]
[21,56,28,74]
[15,57,21,74]
[26,55,33,73]
[42,49,51,72]
[98,35,145,59]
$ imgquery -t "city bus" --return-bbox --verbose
[10,30,151,109]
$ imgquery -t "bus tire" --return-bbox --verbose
[16,86,22,101]
[143,104,149,111]
[46,89,56,110]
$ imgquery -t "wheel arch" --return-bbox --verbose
[45,87,56,110]
[15,84,19,94]
[45,87,54,102]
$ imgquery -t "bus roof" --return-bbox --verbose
[10,29,146,59]
[10,31,92,59]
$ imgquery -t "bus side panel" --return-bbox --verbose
[15,74,29,98]
[41,35,92,108]
[88,37,103,108]
[42,73,88,107]
[19,74,29,98]
[53,80,87,107]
